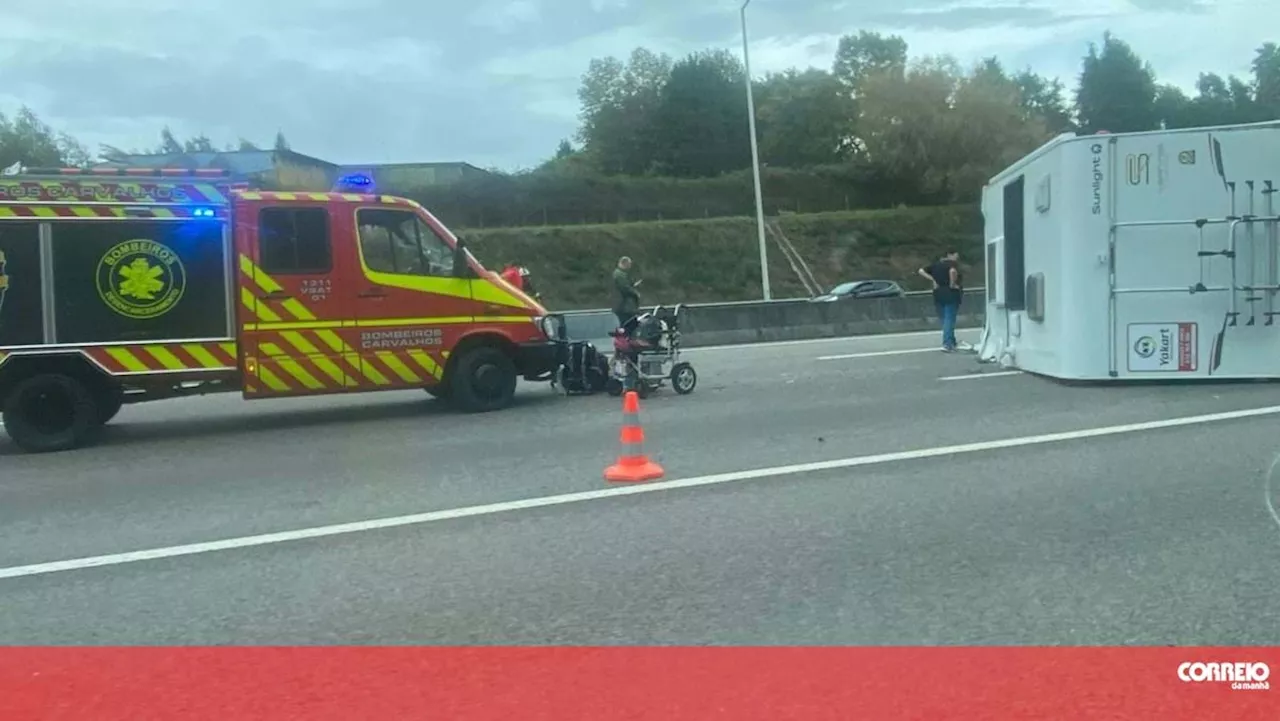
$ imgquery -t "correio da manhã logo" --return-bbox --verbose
[95,239,187,319]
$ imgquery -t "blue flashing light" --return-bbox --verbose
[334,172,375,193]
[192,207,216,218]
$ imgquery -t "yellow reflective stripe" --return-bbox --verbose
[315,330,384,384]
[32,207,57,217]
[279,298,317,321]
[406,349,443,380]
[220,342,237,358]
[259,342,289,358]
[356,316,473,327]
[239,256,319,322]
[341,194,363,201]
[240,255,285,294]
[261,344,324,390]
[306,193,330,201]
[245,316,532,330]
[280,331,347,386]
[144,345,187,370]
[152,209,175,218]
[313,329,346,354]
[272,192,298,201]
[72,207,99,218]
[375,351,422,383]
[238,192,263,200]
[183,344,226,368]
[257,365,290,392]
[105,348,148,372]
[243,320,347,331]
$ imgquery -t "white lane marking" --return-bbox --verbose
[817,348,940,361]
[2,404,1279,581]
[689,328,979,353]
[1265,454,1280,534]
[939,371,1023,382]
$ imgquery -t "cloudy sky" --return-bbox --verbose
[0,0,1273,171]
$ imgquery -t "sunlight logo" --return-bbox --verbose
[1178,662,1270,691]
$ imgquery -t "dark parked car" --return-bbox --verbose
[810,280,904,303]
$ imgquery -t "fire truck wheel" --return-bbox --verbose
[424,384,452,401]
[449,346,517,413]
[2,374,100,453]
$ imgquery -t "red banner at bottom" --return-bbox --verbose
[1,647,1275,720]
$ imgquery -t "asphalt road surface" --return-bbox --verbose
[2,328,1280,645]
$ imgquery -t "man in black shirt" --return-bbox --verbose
[918,250,963,352]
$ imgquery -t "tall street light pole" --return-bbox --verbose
[740,0,772,301]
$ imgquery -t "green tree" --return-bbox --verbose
[833,31,908,93]
[1251,43,1280,116]
[857,56,1047,203]
[1074,32,1158,133]
[752,68,855,168]
[575,47,672,175]
[1153,84,1192,128]
[1012,69,1074,132]
[0,107,89,168]
[183,134,216,153]
[274,131,291,152]
[649,49,750,177]
[237,138,261,151]
[157,126,184,154]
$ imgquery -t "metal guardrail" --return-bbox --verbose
[557,287,987,316]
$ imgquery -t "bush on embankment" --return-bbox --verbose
[458,204,984,311]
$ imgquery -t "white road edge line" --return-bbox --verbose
[4,403,1279,582]
[818,348,940,361]
[938,371,1023,382]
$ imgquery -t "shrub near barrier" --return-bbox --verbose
[408,165,916,230]
[460,205,984,311]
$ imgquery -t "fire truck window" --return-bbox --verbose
[259,208,332,275]
[356,209,454,278]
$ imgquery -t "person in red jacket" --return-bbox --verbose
[500,264,540,300]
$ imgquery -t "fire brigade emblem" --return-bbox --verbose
[96,239,186,319]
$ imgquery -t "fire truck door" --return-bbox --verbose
[350,207,472,389]
[241,205,358,396]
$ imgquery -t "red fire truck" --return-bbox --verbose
[0,168,564,453]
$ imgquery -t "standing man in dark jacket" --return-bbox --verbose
[612,256,641,328]
[918,250,963,352]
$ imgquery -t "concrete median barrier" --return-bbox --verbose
[559,289,984,347]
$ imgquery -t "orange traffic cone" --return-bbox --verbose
[604,391,665,483]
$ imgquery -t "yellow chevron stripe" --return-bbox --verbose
[144,345,188,371]
[261,344,325,390]
[182,344,226,369]
[280,331,349,386]
[375,351,422,383]
[220,342,237,358]
[257,365,291,392]
[238,191,263,200]
[306,193,330,201]
[406,349,443,380]
[105,347,148,372]
[72,207,99,218]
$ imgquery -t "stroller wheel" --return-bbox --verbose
[606,378,624,397]
[671,362,697,395]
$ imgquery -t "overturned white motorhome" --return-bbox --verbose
[977,121,1280,380]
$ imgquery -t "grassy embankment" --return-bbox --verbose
[458,204,984,310]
